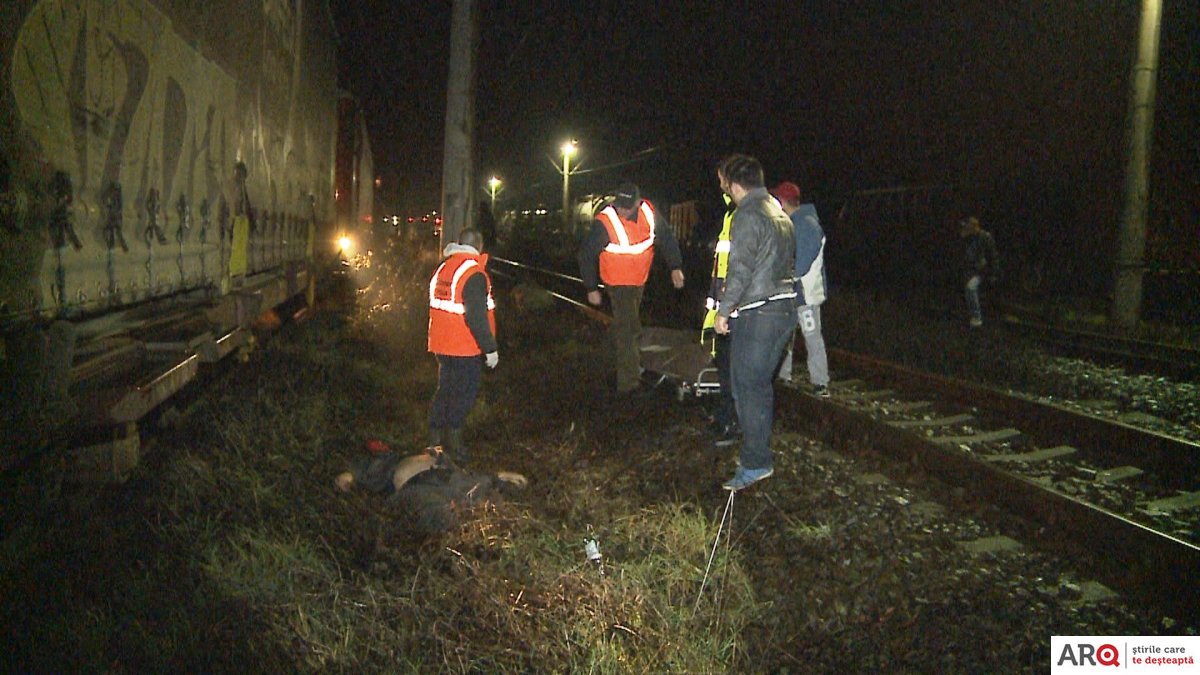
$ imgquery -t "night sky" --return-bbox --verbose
[332,1,1198,255]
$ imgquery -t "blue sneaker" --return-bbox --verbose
[722,466,774,491]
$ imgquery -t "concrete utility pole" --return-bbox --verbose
[440,0,477,247]
[1112,0,1162,330]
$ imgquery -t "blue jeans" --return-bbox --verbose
[965,275,982,322]
[712,331,736,428]
[730,300,797,470]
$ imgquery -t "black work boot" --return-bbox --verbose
[445,428,468,464]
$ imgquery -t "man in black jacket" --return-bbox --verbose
[713,155,796,490]
[960,216,1000,327]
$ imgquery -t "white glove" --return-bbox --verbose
[485,351,499,369]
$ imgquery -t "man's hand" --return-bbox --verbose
[485,351,499,369]
[587,290,603,306]
[670,269,685,289]
[714,315,730,335]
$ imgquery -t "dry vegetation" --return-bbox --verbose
[0,238,764,673]
[2,236,1193,673]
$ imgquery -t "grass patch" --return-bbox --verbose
[0,243,770,672]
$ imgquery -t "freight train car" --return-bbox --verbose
[0,0,362,477]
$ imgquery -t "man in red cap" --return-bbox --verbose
[770,181,830,397]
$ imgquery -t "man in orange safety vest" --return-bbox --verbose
[578,182,685,394]
[428,228,497,462]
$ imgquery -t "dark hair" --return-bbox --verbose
[719,154,764,190]
[458,228,484,250]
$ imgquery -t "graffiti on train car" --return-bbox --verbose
[2,0,337,319]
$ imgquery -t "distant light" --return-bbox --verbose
[561,140,577,157]
[338,235,353,254]
[488,176,502,190]
[374,177,382,188]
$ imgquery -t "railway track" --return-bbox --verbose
[781,348,1200,621]
[498,256,1200,621]
[997,314,1200,380]
[901,294,1200,380]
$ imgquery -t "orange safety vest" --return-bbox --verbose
[428,253,496,356]
[597,201,656,286]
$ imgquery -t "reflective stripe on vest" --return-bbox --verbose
[429,259,496,313]
[701,199,736,343]
[597,202,656,286]
[428,254,496,356]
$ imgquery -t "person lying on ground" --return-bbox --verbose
[335,439,527,533]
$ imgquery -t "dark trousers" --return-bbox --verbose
[730,301,797,470]
[712,331,736,428]
[429,354,482,432]
[608,285,644,392]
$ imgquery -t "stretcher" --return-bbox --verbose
[638,326,722,400]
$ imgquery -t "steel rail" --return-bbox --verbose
[829,348,1200,488]
[783,386,1200,623]
[997,314,1200,379]
[489,258,612,325]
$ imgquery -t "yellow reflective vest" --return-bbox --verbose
[701,193,735,346]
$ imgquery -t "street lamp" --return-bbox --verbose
[561,140,577,229]
[488,176,502,211]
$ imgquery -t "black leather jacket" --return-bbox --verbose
[717,187,796,318]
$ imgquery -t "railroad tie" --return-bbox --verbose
[1141,491,1200,515]
[958,535,1023,555]
[930,427,1022,446]
[1094,466,1144,483]
[829,378,866,391]
[879,400,933,413]
[838,388,895,402]
[981,445,1076,463]
[885,413,975,430]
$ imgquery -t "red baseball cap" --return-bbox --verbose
[770,181,801,203]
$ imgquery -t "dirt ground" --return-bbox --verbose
[1,237,1191,672]
[347,240,1189,670]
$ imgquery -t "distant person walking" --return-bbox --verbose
[477,200,498,250]
[428,229,498,462]
[579,182,685,395]
[701,166,740,446]
[713,155,796,490]
[960,216,1000,327]
[771,181,831,398]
